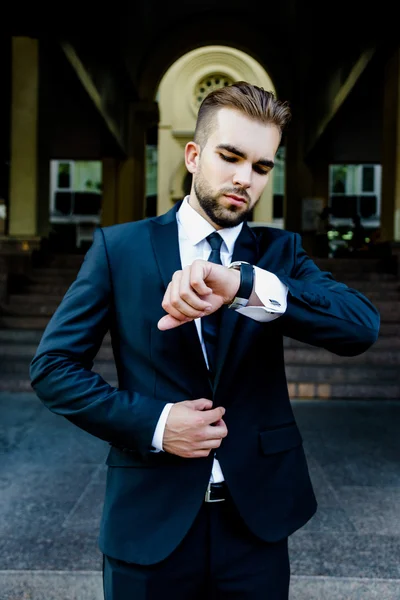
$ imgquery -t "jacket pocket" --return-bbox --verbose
[259,423,303,455]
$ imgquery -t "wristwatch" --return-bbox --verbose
[227,261,255,310]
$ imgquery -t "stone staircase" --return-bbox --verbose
[0,254,399,398]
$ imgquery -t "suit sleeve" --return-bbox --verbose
[277,233,380,356]
[29,228,169,457]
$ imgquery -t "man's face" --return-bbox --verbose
[187,108,281,229]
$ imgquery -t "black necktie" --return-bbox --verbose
[201,232,223,379]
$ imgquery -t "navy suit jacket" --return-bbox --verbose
[30,201,380,565]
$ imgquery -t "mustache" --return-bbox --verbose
[219,188,251,203]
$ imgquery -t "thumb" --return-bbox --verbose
[158,315,187,331]
[190,398,213,411]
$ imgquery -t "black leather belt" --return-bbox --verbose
[204,481,227,503]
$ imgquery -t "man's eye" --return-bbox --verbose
[253,165,269,175]
[220,154,237,163]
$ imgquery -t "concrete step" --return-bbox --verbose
[0,316,51,329]
[379,323,400,335]
[26,274,76,285]
[46,253,85,268]
[23,283,70,294]
[0,373,118,392]
[0,329,44,343]
[0,344,113,360]
[9,294,64,305]
[0,329,112,345]
[361,291,400,301]
[30,267,80,277]
[0,317,399,337]
[287,381,400,399]
[0,344,400,376]
[1,354,397,384]
[0,358,117,376]
[2,373,397,398]
[0,304,60,317]
[0,378,33,392]
[373,305,400,322]
[1,341,398,365]
[285,364,399,383]
[283,335,400,349]
[284,348,400,366]
[335,272,398,281]
[341,280,400,291]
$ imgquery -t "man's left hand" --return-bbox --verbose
[158,259,240,330]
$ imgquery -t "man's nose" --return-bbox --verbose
[232,164,252,189]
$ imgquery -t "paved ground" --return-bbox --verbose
[0,394,399,599]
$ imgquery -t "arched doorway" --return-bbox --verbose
[150,45,285,227]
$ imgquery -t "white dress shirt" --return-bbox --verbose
[151,196,288,482]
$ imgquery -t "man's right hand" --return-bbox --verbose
[163,399,228,458]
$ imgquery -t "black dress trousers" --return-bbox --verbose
[103,489,290,600]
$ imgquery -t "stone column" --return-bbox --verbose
[8,37,39,237]
[284,113,314,234]
[0,38,41,305]
[101,155,145,226]
[381,48,400,243]
[101,158,118,227]
[101,102,158,226]
[115,158,140,223]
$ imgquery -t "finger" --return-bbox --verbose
[189,260,214,296]
[169,270,211,319]
[180,266,213,312]
[190,449,214,458]
[161,282,172,310]
[162,278,197,323]
[201,407,226,425]
[203,424,228,439]
[196,437,224,450]
[189,399,213,411]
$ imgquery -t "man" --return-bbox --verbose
[30,82,380,599]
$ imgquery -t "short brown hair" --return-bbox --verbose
[194,81,291,147]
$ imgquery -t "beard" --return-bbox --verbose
[193,170,257,229]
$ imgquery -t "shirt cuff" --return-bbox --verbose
[151,403,174,452]
[236,266,288,322]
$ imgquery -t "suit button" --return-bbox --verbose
[301,292,315,304]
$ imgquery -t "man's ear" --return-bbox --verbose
[185,142,200,174]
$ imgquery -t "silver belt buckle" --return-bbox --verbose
[205,482,225,503]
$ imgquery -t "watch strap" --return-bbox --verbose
[227,262,254,310]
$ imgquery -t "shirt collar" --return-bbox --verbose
[177,196,243,254]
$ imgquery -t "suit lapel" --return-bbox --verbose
[213,223,259,393]
[149,203,211,390]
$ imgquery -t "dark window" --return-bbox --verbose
[359,196,377,218]
[330,195,358,218]
[273,194,284,219]
[362,166,375,192]
[57,163,71,189]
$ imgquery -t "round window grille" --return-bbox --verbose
[193,74,234,109]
